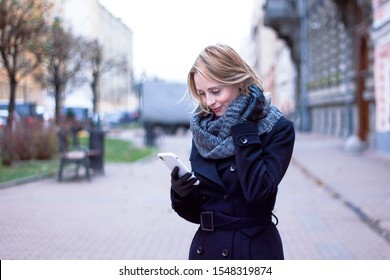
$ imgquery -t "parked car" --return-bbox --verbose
[101,110,139,129]
[62,106,91,122]
[0,109,21,139]
[0,111,7,133]
[101,112,122,129]
[119,110,140,124]
[0,101,41,125]
[62,106,92,129]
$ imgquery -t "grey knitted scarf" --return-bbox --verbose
[190,94,283,159]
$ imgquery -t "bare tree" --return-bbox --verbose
[84,39,127,118]
[0,0,49,165]
[36,18,87,125]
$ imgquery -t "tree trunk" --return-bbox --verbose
[91,73,100,115]
[2,77,18,166]
[54,83,64,125]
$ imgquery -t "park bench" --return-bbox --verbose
[57,127,91,181]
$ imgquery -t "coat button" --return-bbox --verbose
[229,164,236,172]
[240,137,248,144]
[196,246,203,255]
[222,249,229,257]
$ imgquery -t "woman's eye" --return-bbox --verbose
[212,90,220,94]
[197,91,205,96]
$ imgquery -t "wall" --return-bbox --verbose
[372,0,390,152]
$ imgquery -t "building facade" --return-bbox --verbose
[261,0,390,154]
[1,0,136,116]
[0,71,45,106]
[372,0,390,152]
[250,0,297,119]
[51,0,136,114]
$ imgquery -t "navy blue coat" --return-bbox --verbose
[171,117,295,259]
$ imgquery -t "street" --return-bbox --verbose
[0,129,389,259]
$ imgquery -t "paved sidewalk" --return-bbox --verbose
[292,133,390,237]
[277,133,390,259]
[0,130,389,259]
[0,131,198,260]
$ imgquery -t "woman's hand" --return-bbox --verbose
[248,84,265,103]
[241,84,266,122]
[171,166,198,197]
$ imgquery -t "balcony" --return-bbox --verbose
[263,0,301,62]
[264,0,300,32]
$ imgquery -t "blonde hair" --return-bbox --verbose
[187,43,263,115]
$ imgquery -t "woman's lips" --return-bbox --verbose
[212,106,222,113]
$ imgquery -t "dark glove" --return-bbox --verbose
[248,84,266,104]
[171,166,198,197]
[241,84,266,122]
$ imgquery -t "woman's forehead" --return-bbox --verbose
[194,72,221,88]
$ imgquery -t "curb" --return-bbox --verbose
[0,150,157,190]
[0,173,56,190]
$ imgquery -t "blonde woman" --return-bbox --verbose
[170,44,295,260]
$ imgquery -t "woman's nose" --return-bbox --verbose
[206,94,215,107]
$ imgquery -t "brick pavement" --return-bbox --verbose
[0,131,197,260]
[277,157,390,259]
[0,130,389,259]
[283,133,390,259]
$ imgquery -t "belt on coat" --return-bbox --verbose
[200,211,274,232]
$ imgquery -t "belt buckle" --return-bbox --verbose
[201,211,214,231]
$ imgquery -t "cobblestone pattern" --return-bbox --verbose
[0,131,389,259]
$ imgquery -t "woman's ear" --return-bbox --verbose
[239,82,245,92]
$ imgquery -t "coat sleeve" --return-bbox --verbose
[170,187,202,224]
[231,117,295,205]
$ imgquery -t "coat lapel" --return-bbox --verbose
[190,144,226,189]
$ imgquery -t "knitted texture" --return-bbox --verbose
[190,94,283,159]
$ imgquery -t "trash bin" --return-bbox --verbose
[89,129,105,174]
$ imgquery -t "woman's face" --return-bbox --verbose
[194,73,241,117]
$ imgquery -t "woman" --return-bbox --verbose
[170,44,295,260]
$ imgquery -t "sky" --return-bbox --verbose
[99,0,256,83]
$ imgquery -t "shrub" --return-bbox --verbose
[0,120,58,163]
[32,124,58,160]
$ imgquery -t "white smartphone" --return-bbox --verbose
[157,152,199,185]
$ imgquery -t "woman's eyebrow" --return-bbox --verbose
[208,85,222,91]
